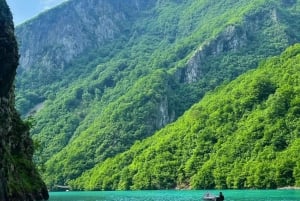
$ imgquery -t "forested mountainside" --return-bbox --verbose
[15,0,300,189]
[71,44,300,190]
[0,0,48,200]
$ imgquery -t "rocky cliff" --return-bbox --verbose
[16,0,155,74]
[0,0,48,200]
[179,6,288,83]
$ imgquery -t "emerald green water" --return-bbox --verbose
[49,190,300,201]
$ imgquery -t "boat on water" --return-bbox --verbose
[203,193,217,201]
[203,192,224,201]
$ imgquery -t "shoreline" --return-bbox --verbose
[277,186,300,190]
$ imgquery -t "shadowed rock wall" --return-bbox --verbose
[0,0,49,200]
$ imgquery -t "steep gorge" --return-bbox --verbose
[14,0,300,189]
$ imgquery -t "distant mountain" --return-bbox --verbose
[71,43,300,190]
[15,0,300,189]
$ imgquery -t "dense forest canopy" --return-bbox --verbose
[70,44,300,190]
[14,0,300,190]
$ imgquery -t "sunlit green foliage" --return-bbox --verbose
[70,44,300,190]
[15,0,300,188]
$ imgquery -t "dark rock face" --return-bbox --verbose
[0,0,49,200]
[0,0,18,97]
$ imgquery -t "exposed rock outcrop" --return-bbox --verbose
[155,96,173,129]
[179,7,282,84]
[16,0,155,73]
[0,0,49,200]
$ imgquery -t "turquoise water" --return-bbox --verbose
[49,190,300,201]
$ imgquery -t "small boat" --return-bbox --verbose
[203,193,217,201]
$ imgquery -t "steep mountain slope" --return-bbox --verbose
[15,0,300,188]
[16,0,155,72]
[0,0,48,200]
[71,44,300,190]
[16,0,155,113]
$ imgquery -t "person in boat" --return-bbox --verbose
[216,192,224,201]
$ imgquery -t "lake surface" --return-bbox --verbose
[49,190,300,201]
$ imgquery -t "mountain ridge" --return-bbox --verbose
[16,0,155,72]
[14,0,300,190]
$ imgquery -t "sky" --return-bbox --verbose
[6,0,68,25]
